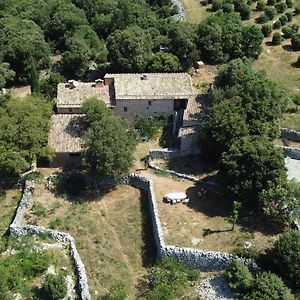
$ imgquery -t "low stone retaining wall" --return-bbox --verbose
[149,148,182,160]
[281,128,300,142]
[9,181,91,300]
[281,146,300,160]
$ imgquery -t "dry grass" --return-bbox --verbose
[25,174,156,300]
[274,137,300,148]
[139,169,279,253]
[182,0,211,23]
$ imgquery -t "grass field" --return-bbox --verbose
[182,0,210,23]
[25,173,156,300]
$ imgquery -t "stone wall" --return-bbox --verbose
[281,146,300,160]
[171,0,185,21]
[9,181,91,300]
[281,128,300,142]
[149,148,182,160]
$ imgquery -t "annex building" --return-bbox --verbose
[49,73,194,167]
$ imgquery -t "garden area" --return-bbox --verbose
[23,169,156,300]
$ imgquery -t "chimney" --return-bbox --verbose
[95,79,104,88]
[68,80,78,89]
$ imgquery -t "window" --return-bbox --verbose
[69,153,81,157]
[124,107,127,112]
[68,108,73,113]
[148,100,152,106]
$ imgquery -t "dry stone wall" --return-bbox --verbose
[9,181,91,300]
[281,128,300,142]
[281,146,300,160]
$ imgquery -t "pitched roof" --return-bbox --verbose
[104,73,192,100]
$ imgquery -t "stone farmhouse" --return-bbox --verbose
[49,73,201,167]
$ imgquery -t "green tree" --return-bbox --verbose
[229,201,242,230]
[82,114,138,179]
[293,94,300,109]
[272,32,283,45]
[29,58,40,94]
[40,72,65,99]
[291,34,300,50]
[82,97,111,125]
[0,17,50,83]
[0,95,53,176]
[0,63,15,89]
[261,24,273,37]
[273,230,300,287]
[107,26,153,72]
[147,52,180,72]
[244,272,292,300]
[239,3,252,20]
[264,6,277,19]
[256,0,267,11]
[220,137,287,206]
[275,2,287,13]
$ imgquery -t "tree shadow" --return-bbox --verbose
[139,189,157,268]
[167,154,218,177]
[265,41,273,46]
[282,44,293,51]
[202,228,232,236]
[291,61,300,68]
[65,115,87,138]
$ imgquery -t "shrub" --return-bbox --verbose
[261,24,273,36]
[279,14,288,25]
[243,272,292,300]
[264,6,277,19]
[285,12,293,22]
[223,3,234,12]
[57,173,86,196]
[212,0,224,11]
[272,32,283,44]
[43,273,67,300]
[273,20,282,29]
[275,2,287,12]
[148,257,200,299]
[291,33,300,50]
[282,24,299,38]
[295,6,300,14]
[257,13,270,23]
[134,113,168,139]
[273,230,300,286]
[232,247,260,260]
[257,0,267,11]
[240,3,252,19]
[286,0,293,8]
[226,260,253,294]
[267,0,276,5]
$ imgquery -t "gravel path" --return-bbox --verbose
[196,275,238,300]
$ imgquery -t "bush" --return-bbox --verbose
[257,0,267,11]
[226,260,254,294]
[232,247,260,260]
[57,173,86,196]
[282,24,299,38]
[285,12,293,22]
[272,32,283,44]
[261,24,273,36]
[212,0,224,11]
[267,0,276,5]
[264,6,277,19]
[222,3,234,12]
[275,2,287,12]
[32,202,47,217]
[273,20,282,29]
[257,13,270,23]
[291,33,300,50]
[286,0,293,8]
[148,257,200,299]
[43,273,67,300]
[243,272,292,300]
[295,6,300,14]
[134,113,168,139]
[240,3,252,19]
[273,230,300,286]
[279,14,288,25]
